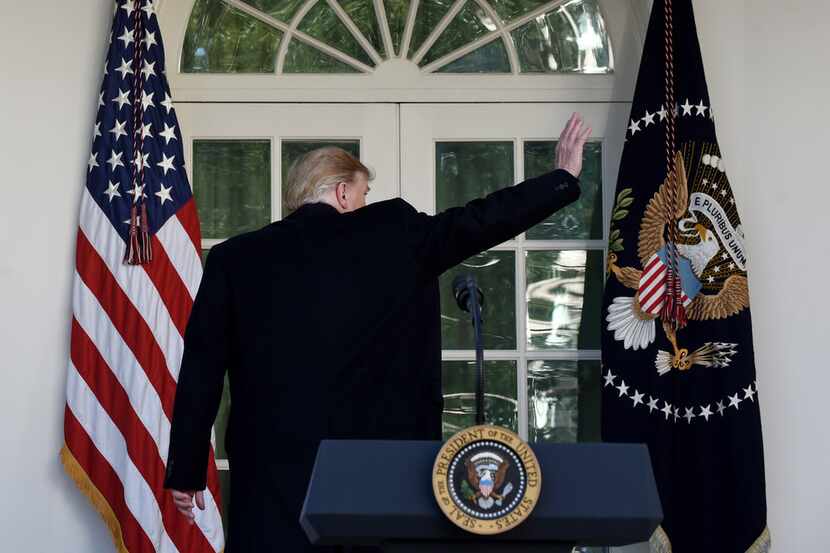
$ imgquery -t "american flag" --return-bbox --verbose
[61,1,224,552]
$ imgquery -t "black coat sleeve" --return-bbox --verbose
[164,244,231,491]
[400,168,580,278]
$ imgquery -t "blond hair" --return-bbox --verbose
[283,146,373,211]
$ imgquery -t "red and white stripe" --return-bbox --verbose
[64,191,225,552]
[638,254,691,315]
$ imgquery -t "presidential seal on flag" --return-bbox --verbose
[605,150,746,376]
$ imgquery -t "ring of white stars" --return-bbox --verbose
[626,98,714,139]
[602,368,759,424]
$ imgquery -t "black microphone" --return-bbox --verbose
[452,274,484,314]
[451,273,486,426]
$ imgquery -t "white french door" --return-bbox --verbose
[401,102,629,442]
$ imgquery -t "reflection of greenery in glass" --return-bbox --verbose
[420,1,490,67]
[525,250,603,350]
[436,39,510,73]
[338,0,387,57]
[488,0,550,22]
[283,40,360,73]
[440,251,516,350]
[512,0,611,73]
[218,469,231,539]
[409,0,454,57]
[443,360,518,439]
[528,359,601,443]
[193,140,271,239]
[385,0,411,56]
[435,141,514,211]
[525,141,602,239]
[281,141,360,216]
[241,0,306,22]
[183,0,282,73]
[298,2,374,67]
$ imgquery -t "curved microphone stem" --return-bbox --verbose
[468,280,486,426]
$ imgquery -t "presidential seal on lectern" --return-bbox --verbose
[432,424,541,535]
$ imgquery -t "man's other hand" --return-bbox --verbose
[171,489,206,524]
[555,113,592,178]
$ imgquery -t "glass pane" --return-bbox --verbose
[528,359,601,443]
[436,38,510,73]
[512,0,612,74]
[338,0,387,57]
[526,250,603,350]
[193,140,271,239]
[488,0,550,22]
[241,0,306,23]
[420,0,492,67]
[442,360,518,439]
[436,141,514,211]
[183,0,282,73]
[218,469,231,540]
[524,141,602,240]
[281,140,360,216]
[282,38,360,73]
[214,374,231,459]
[409,0,454,57]
[385,0,411,56]
[298,1,375,67]
[440,251,516,350]
[283,39,361,73]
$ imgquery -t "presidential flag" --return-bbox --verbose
[61,1,225,552]
[600,1,769,552]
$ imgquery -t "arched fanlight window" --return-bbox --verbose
[182,0,613,74]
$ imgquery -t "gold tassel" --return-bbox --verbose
[649,525,672,553]
[60,445,129,553]
[648,524,771,553]
[745,527,772,553]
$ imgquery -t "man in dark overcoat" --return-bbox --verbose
[164,114,592,551]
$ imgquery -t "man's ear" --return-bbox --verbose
[335,181,349,211]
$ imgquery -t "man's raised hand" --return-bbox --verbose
[555,113,592,178]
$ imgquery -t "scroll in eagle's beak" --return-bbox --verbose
[695,223,709,241]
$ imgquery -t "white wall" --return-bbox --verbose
[1,1,828,551]
[696,0,830,549]
[0,0,117,550]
